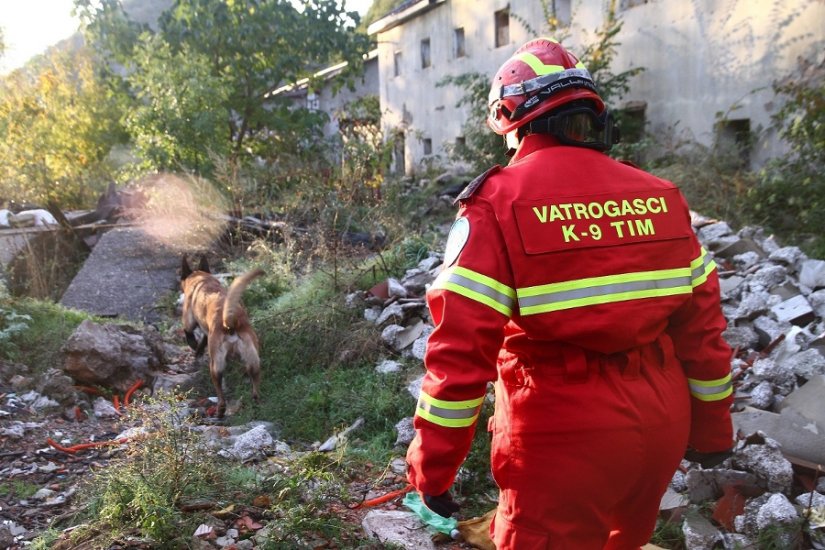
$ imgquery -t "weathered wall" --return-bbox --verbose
[372,0,825,173]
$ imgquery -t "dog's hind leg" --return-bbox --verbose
[239,335,261,404]
[195,334,208,358]
[184,330,200,352]
[209,341,228,418]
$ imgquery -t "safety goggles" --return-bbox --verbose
[489,68,600,122]
[525,106,621,151]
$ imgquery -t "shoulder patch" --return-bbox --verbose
[444,217,470,267]
[453,165,501,205]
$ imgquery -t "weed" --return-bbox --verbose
[0,478,40,499]
[79,395,222,544]
[649,516,686,549]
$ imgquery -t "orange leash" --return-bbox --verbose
[351,483,414,509]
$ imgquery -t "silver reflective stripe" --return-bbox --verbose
[500,68,593,98]
[433,266,515,317]
[415,391,485,428]
[689,383,732,396]
[418,400,478,420]
[518,275,691,310]
[691,248,716,287]
[687,374,733,402]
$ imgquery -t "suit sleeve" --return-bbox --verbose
[406,197,514,495]
[667,221,734,453]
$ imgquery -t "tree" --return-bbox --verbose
[0,46,126,207]
[749,53,825,256]
[76,0,372,176]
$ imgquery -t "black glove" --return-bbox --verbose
[423,491,460,518]
[684,448,733,468]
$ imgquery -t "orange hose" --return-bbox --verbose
[47,437,129,455]
[123,379,144,408]
[111,394,124,417]
[351,483,414,509]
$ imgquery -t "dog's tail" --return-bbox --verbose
[222,268,265,330]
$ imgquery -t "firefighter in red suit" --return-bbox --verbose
[406,38,734,549]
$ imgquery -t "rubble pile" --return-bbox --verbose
[353,214,825,548]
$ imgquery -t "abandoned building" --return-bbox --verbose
[282,0,823,176]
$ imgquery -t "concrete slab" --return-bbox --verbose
[60,225,180,323]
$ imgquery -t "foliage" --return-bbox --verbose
[438,72,510,173]
[76,0,371,179]
[747,53,825,257]
[0,298,90,374]
[360,0,400,30]
[440,0,643,171]
[0,46,126,207]
[87,396,225,543]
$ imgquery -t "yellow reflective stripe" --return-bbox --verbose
[687,374,733,402]
[518,267,694,315]
[519,267,693,297]
[690,248,717,288]
[521,286,692,315]
[514,52,564,75]
[416,391,485,428]
[432,266,515,317]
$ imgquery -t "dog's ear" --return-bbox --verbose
[198,255,210,273]
[181,255,192,281]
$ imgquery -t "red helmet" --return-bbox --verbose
[487,38,605,136]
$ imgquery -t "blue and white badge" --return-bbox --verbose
[444,217,470,267]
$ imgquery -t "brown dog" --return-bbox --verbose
[180,255,264,418]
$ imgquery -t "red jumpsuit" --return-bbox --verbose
[406,134,733,549]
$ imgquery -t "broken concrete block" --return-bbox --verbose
[723,325,759,350]
[732,436,794,493]
[659,487,688,511]
[716,236,765,259]
[771,294,815,326]
[407,375,424,401]
[782,350,825,381]
[362,510,437,550]
[732,251,761,271]
[682,513,723,550]
[755,493,798,530]
[749,381,774,409]
[719,275,744,300]
[733,410,825,466]
[809,290,825,318]
[375,303,405,327]
[734,292,770,321]
[795,491,825,508]
[387,278,409,299]
[685,469,759,503]
[769,282,801,301]
[394,417,415,446]
[768,246,805,269]
[708,235,742,255]
[698,221,734,242]
[777,374,825,429]
[751,357,795,394]
[800,259,825,290]
[753,316,791,348]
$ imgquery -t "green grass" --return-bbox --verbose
[0,298,92,374]
[0,479,40,499]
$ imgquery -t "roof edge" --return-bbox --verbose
[367,0,446,36]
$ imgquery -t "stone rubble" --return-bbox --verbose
[355,215,825,547]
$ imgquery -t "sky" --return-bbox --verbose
[0,0,373,75]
